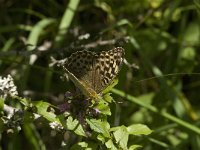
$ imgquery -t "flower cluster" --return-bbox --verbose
[0,75,18,99]
[49,121,64,130]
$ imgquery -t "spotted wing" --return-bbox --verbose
[63,47,124,98]
[93,47,124,93]
[64,50,98,98]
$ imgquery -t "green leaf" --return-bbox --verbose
[102,79,118,94]
[112,88,200,135]
[70,141,98,150]
[105,139,118,150]
[86,119,110,138]
[23,123,45,150]
[55,0,80,44]
[103,93,114,103]
[127,124,152,135]
[129,145,142,150]
[113,125,129,149]
[33,101,57,122]
[183,22,200,44]
[97,134,106,143]
[27,18,55,51]
[66,116,86,137]
[180,47,196,61]
[56,114,68,129]
[0,97,4,111]
[94,100,111,116]
[16,96,30,106]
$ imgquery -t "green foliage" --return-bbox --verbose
[0,97,4,111]
[66,116,86,136]
[33,101,58,122]
[0,0,200,149]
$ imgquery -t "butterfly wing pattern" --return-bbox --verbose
[63,47,124,99]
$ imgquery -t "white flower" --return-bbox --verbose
[49,121,63,130]
[0,75,18,99]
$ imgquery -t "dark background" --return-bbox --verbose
[0,0,200,149]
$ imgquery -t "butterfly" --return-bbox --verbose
[62,47,125,100]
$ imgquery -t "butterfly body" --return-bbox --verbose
[63,47,124,100]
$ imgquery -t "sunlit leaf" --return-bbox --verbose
[129,145,142,150]
[102,79,118,94]
[94,100,111,116]
[33,101,57,122]
[103,93,114,103]
[105,139,118,150]
[127,124,152,135]
[86,119,110,138]
[0,97,4,111]
[113,125,129,149]
[66,116,86,137]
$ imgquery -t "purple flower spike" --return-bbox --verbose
[65,91,74,99]
[58,102,71,112]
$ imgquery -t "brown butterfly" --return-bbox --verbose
[62,47,124,99]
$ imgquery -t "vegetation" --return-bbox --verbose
[0,0,200,149]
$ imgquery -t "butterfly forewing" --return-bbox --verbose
[94,47,124,93]
[63,47,124,99]
[66,50,95,90]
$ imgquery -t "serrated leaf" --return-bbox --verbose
[86,119,110,138]
[103,93,114,103]
[127,124,152,135]
[33,101,57,122]
[66,116,86,137]
[94,100,111,116]
[113,125,129,149]
[97,134,106,143]
[16,96,30,106]
[105,139,118,150]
